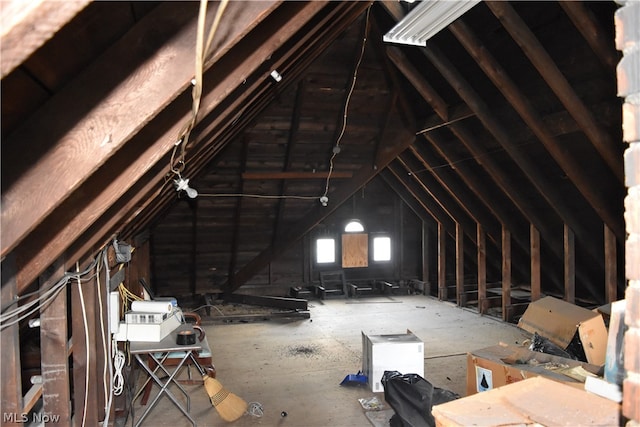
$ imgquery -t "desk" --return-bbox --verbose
[130,326,202,427]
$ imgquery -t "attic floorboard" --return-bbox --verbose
[127,295,529,426]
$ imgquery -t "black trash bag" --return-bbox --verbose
[529,332,577,360]
[381,371,435,427]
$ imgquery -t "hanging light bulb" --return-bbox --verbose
[174,176,198,199]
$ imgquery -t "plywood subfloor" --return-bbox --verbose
[128,295,530,427]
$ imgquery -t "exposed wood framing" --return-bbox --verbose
[421,43,607,275]
[229,97,412,291]
[0,254,22,426]
[449,19,623,241]
[604,224,618,302]
[502,226,512,322]
[530,224,541,301]
[71,266,100,425]
[438,222,446,301]
[39,260,71,424]
[9,1,331,292]
[456,222,465,306]
[486,1,623,183]
[477,224,487,314]
[0,0,91,78]
[564,224,576,303]
[242,171,352,180]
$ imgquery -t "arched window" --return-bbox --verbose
[344,219,364,232]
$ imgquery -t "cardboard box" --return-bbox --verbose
[517,296,608,365]
[466,344,601,396]
[433,376,619,427]
[362,330,424,392]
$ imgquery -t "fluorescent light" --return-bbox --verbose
[383,0,480,47]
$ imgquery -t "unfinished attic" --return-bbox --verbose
[1,0,639,425]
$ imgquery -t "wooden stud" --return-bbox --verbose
[1,253,23,426]
[604,224,617,303]
[564,224,576,304]
[456,222,464,306]
[422,222,430,287]
[71,264,99,426]
[438,222,447,301]
[530,224,541,301]
[502,226,512,322]
[40,260,72,424]
[477,224,487,314]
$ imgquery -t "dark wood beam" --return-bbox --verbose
[604,224,618,303]
[242,171,352,180]
[477,224,487,314]
[564,224,576,303]
[388,161,455,235]
[449,19,623,241]
[9,1,332,292]
[438,222,447,301]
[531,224,541,301]
[502,226,512,322]
[71,264,99,426]
[559,1,619,72]
[39,260,72,424]
[486,1,623,183]
[379,170,436,225]
[421,43,607,271]
[456,222,465,306]
[0,0,91,78]
[409,143,500,243]
[0,254,22,426]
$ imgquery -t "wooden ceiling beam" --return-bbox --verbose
[8,1,330,292]
[397,152,475,243]
[486,1,623,184]
[0,0,91,78]
[388,160,455,235]
[1,1,280,258]
[242,171,352,180]
[420,42,607,277]
[558,1,619,72]
[122,2,368,242]
[408,143,501,241]
[449,19,623,241]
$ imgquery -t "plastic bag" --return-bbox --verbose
[529,332,575,360]
[382,370,433,427]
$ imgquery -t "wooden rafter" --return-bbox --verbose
[486,1,623,184]
[0,0,91,78]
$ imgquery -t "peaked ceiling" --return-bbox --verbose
[1,1,623,302]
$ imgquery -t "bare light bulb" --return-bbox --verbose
[174,177,198,199]
[319,196,329,207]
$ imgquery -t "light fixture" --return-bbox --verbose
[319,196,329,207]
[270,70,283,83]
[383,0,480,47]
[174,176,198,199]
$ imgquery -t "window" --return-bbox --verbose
[344,220,364,232]
[316,238,335,263]
[373,236,391,261]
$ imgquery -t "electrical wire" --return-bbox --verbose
[198,193,317,200]
[113,348,126,396]
[76,262,90,427]
[322,6,371,201]
[169,0,228,181]
[247,402,264,418]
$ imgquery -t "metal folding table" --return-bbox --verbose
[130,326,202,427]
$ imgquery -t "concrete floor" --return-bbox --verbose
[129,294,530,427]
